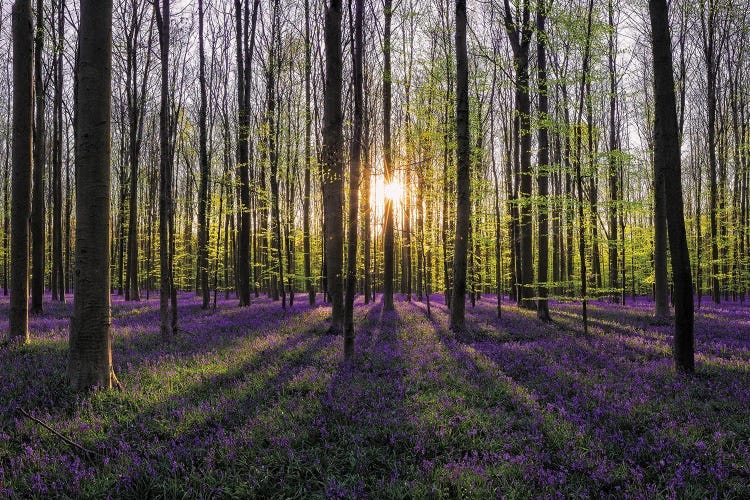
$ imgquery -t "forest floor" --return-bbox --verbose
[0,291,748,498]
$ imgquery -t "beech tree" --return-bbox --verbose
[154,0,174,339]
[450,0,470,332]
[649,0,694,373]
[503,0,534,310]
[51,0,65,303]
[30,0,44,315]
[9,0,33,343]
[67,0,114,390]
[322,0,344,332]
[382,0,395,311]
[344,0,364,356]
[536,0,551,322]
[197,0,210,309]
[124,0,154,302]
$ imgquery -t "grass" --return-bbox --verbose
[0,291,748,498]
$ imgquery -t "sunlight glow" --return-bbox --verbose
[383,181,404,202]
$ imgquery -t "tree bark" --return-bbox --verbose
[574,0,595,334]
[654,144,669,319]
[303,0,315,306]
[197,0,210,308]
[234,0,251,306]
[344,0,364,357]
[503,0,534,309]
[52,0,65,303]
[536,0,551,322]
[450,0,470,332]
[607,0,619,302]
[30,0,45,315]
[125,1,153,303]
[649,0,694,373]
[700,0,722,304]
[322,0,344,332]
[268,0,285,308]
[68,0,114,390]
[9,0,34,342]
[382,0,395,311]
[155,0,173,339]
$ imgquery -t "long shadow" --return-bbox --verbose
[0,295,327,443]
[552,306,750,375]
[454,299,750,493]
[37,294,320,386]
[26,316,339,497]
[397,299,591,495]
[285,302,412,498]
[70,299,410,497]
[414,298,740,493]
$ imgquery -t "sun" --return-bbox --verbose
[373,176,404,216]
[383,181,404,202]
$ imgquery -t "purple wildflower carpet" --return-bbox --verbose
[0,292,748,497]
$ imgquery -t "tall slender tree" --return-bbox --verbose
[344,0,364,357]
[51,0,65,302]
[125,0,153,302]
[197,0,210,308]
[234,0,251,306]
[382,0,395,311]
[607,0,620,302]
[30,0,45,314]
[503,0,534,309]
[303,0,315,306]
[536,0,551,322]
[450,0,470,332]
[9,0,33,343]
[700,0,725,304]
[68,0,114,390]
[154,0,173,339]
[649,0,694,373]
[322,0,344,332]
[574,0,595,334]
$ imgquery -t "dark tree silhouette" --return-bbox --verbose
[9,0,33,343]
[67,0,114,390]
[344,0,364,356]
[322,0,344,332]
[649,0,695,373]
[30,0,45,315]
[450,0,470,332]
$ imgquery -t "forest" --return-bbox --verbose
[0,0,748,497]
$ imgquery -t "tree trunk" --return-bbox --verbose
[654,150,670,320]
[344,0,364,357]
[155,0,173,340]
[9,0,34,342]
[575,0,595,334]
[361,90,372,305]
[382,0,395,311]
[649,0,694,373]
[536,1,551,322]
[30,0,45,315]
[52,0,65,303]
[322,0,344,332]
[607,0,619,301]
[197,0,210,308]
[701,0,721,304]
[268,0,285,308]
[303,0,315,306]
[503,0,533,309]
[234,0,250,306]
[450,0,470,332]
[68,0,114,390]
